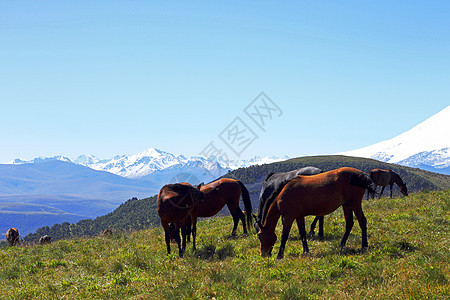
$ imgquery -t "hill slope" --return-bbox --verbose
[1,190,448,299]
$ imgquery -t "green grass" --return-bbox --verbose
[1,190,448,299]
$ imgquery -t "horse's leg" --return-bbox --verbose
[353,205,368,250]
[229,206,247,235]
[174,226,183,257]
[390,184,393,198]
[318,216,324,239]
[162,221,171,254]
[308,216,318,236]
[239,209,248,234]
[339,205,354,249]
[278,216,295,259]
[379,186,386,199]
[181,224,188,254]
[296,217,309,254]
[186,221,191,243]
[191,216,197,251]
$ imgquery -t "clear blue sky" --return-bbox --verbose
[1,1,449,162]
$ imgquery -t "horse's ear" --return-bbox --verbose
[196,182,204,190]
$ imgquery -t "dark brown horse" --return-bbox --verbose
[370,169,408,198]
[256,167,376,259]
[6,228,19,246]
[254,166,324,238]
[190,178,252,251]
[157,183,205,256]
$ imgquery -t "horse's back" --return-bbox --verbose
[258,167,322,221]
[196,178,241,217]
[370,168,391,186]
[277,167,368,216]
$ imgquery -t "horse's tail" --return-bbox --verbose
[237,180,253,230]
[349,171,377,199]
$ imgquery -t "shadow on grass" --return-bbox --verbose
[194,242,235,261]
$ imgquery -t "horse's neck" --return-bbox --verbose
[391,172,404,187]
[262,202,281,232]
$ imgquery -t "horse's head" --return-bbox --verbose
[400,184,408,196]
[188,186,205,204]
[257,227,277,257]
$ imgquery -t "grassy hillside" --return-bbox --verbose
[19,155,449,244]
[1,190,448,299]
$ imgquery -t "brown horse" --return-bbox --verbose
[6,228,19,246]
[157,183,205,256]
[190,178,252,251]
[256,167,376,259]
[370,169,408,198]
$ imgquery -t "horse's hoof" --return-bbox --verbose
[309,231,315,237]
[276,255,284,260]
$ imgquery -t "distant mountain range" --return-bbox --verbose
[340,106,450,175]
[1,152,288,237]
[8,148,289,184]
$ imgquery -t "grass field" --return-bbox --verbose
[1,190,448,299]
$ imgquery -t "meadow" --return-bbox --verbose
[1,190,448,299]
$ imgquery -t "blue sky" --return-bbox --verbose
[1,1,449,162]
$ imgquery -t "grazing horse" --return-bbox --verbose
[256,167,376,259]
[370,169,408,198]
[103,228,113,236]
[39,235,52,244]
[6,228,19,246]
[255,166,325,238]
[189,178,252,251]
[157,183,205,256]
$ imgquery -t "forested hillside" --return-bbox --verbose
[21,195,159,244]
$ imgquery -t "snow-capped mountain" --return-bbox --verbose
[339,106,450,174]
[8,148,289,183]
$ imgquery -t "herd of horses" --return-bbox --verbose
[4,167,408,260]
[157,167,408,258]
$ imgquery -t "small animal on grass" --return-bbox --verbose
[6,228,20,246]
[254,166,325,238]
[256,167,376,259]
[39,235,52,244]
[370,168,408,198]
[157,183,205,257]
[103,228,113,236]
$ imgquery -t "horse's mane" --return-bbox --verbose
[264,172,275,182]
[165,183,196,194]
[390,170,405,186]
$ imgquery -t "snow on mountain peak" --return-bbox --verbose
[339,105,450,173]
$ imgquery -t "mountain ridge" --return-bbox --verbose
[339,106,450,174]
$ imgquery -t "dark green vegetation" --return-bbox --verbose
[17,155,449,244]
[20,196,159,244]
[1,190,448,298]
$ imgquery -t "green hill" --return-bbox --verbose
[1,190,448,298]
[18,155,449,244]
